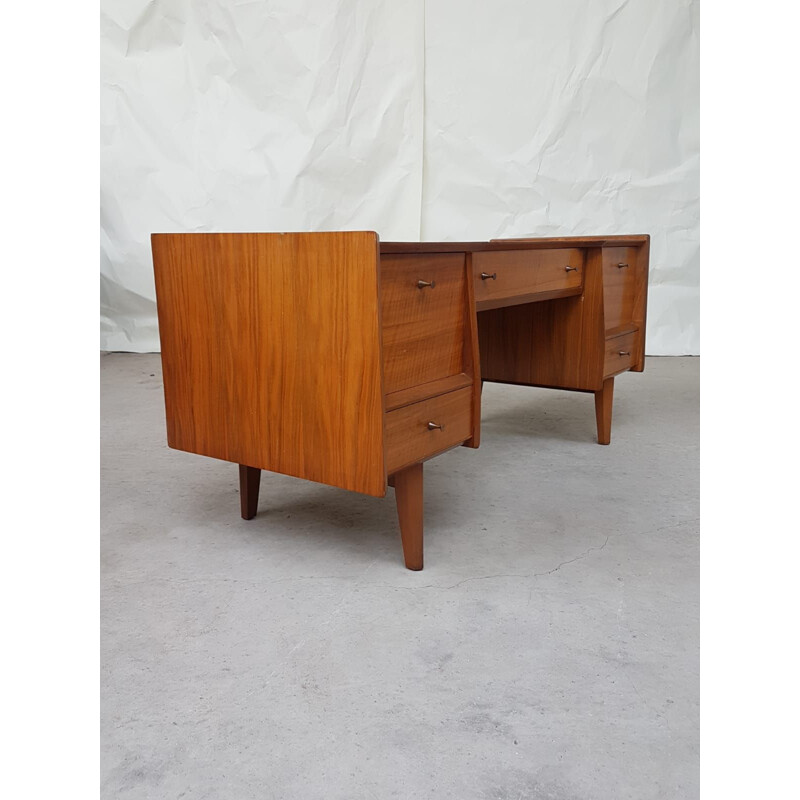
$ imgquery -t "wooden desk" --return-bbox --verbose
[152,232,649,570]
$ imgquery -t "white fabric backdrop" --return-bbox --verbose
[101,0,698,354]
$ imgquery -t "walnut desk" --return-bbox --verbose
[152,232,649,570]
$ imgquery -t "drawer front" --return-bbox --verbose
[473,248,584,311]
[381,254,466,394]
[604,331,638,376]
[385,387,473,475]
[603,247,640,332]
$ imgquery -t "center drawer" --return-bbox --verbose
[381,253,467,394]
[472,248,584,311]
[385,387,473,475]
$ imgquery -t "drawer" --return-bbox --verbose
[385,387,473,475]
[604,330,638,376]
[472,248,584,311]
[381,254,467,394]
[603,247,640,332]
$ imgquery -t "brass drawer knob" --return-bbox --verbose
[618,350,631,356]
[617,263,629,269]
[417,279,436,289]
[565,265,578,272]
[480,272,497,280]
[427,421,444,431]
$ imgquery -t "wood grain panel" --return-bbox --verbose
[473,248,584,311]
[385,388,473,475]
[152,231,387,497]
[380,254,466,394]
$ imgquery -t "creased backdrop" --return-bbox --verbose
[101,0,698,354]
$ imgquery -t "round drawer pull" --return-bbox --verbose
[617,263,629,269]
[480,272,497,281]
[417,279,436,289]
[565,265,578,272]
[618,350,631,356]
[427,421,444,431]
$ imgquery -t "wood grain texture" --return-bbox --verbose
[602,247,640,333]
[393,462,423,571]
[600,242,648,372]
[380,253,466,394]
[473,248,584,311]
[384,388,473,475]
[152,231,387,497]
[478,247,606,391]
[490,234,650,373]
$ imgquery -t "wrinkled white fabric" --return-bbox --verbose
[101,0,698,354]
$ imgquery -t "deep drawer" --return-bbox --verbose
[602,247,640,333]
[381,254,467,394]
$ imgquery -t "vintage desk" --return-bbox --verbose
[152,232,649,570]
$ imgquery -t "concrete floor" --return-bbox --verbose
[101,354,698,800]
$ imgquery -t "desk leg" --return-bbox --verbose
[239,465,261,519]
[594,378,614,445]
[393,462,424,571]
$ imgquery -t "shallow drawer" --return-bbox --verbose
[385,387,473,475]
[472,249,584,311]
[604,330,638,376]
[381,254,466,394]
[603,247,640,332]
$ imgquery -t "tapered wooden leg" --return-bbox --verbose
[239,465,261,519]
[393,462,423,571]
[594,377,614,445]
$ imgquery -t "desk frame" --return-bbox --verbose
[153,232,649,569]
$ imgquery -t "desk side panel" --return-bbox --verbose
[152,232,386,497]
[631,236,649,372]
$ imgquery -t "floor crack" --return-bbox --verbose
[531,534,610,577]
[373,534,611,591]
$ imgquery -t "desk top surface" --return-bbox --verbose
[380,234,649,254]
[152,232,649,254]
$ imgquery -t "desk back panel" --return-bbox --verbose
[152,231,387,497]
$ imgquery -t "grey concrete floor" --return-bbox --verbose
[101,354,698,800]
